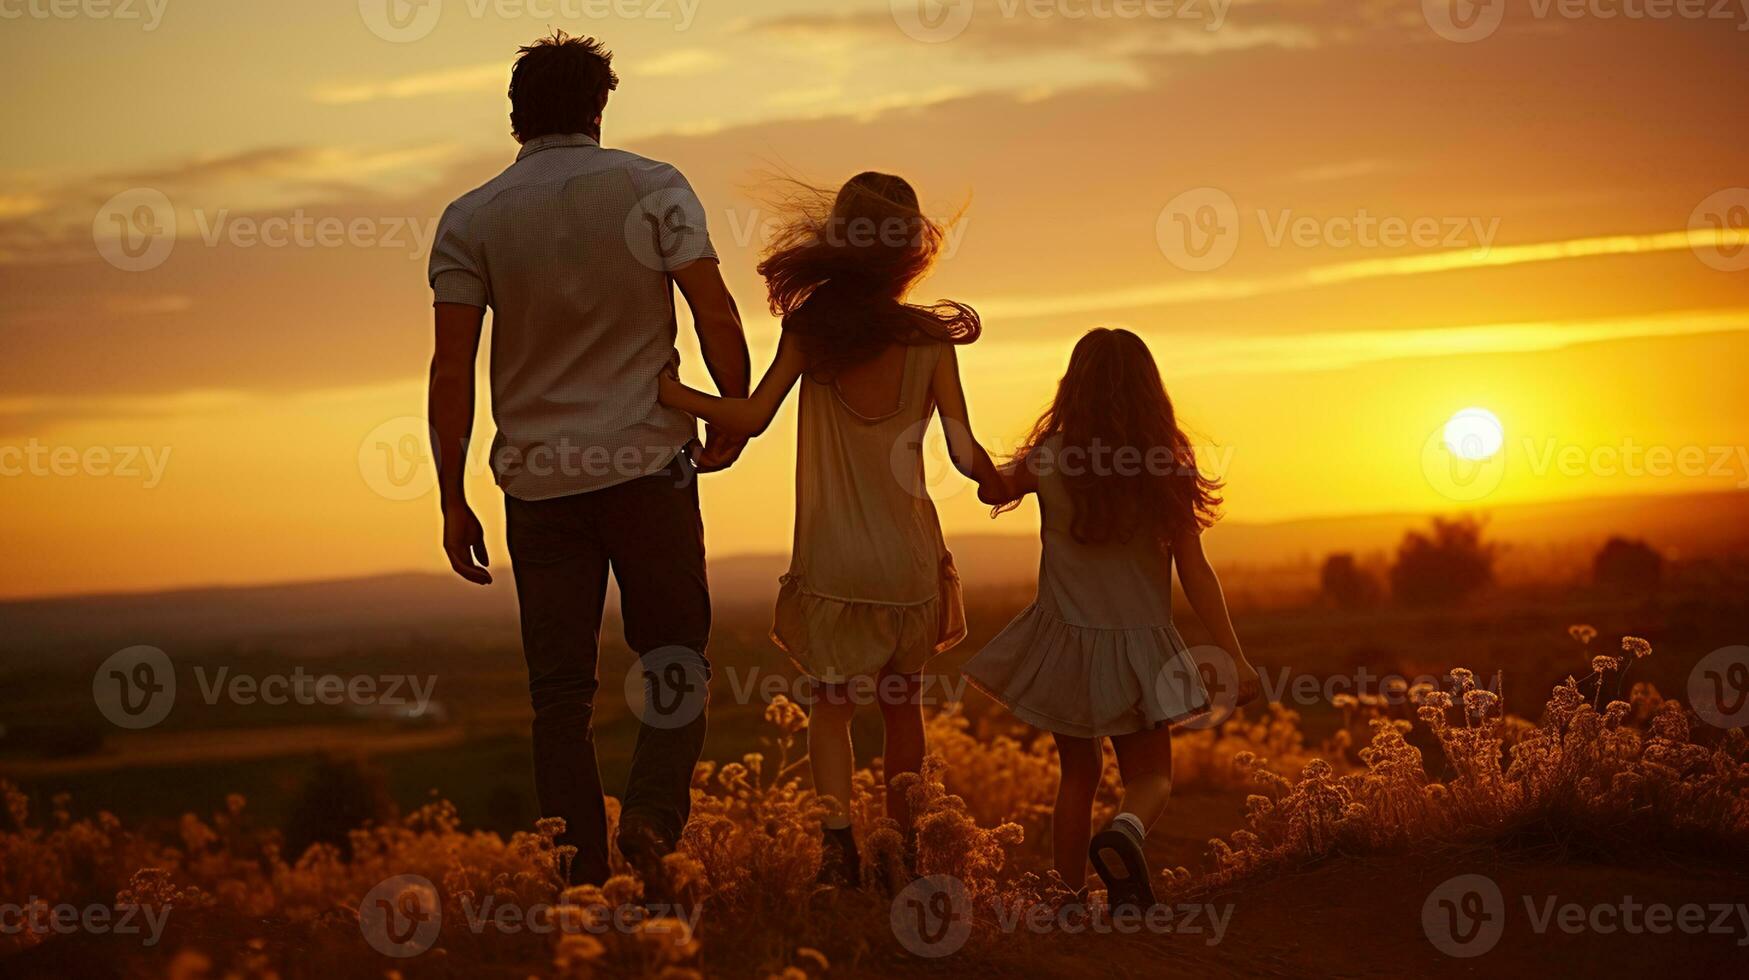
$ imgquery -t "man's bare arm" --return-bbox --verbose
[428,302,491,585]
[671,258,751,471]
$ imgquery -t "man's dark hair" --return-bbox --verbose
[509,31,619,143]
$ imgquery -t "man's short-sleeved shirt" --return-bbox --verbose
[429,133,716,500]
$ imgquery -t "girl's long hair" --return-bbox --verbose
[756,172,979,379]
[999,328,1223,547]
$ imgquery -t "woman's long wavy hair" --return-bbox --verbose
[999,328,1223,547]
[756,172,979,379]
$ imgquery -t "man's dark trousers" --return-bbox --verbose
[505,453,710,885]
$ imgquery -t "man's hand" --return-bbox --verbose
[694,426,746,473]
[442,502,493,585]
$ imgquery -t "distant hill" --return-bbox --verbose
[2,490,1744,658]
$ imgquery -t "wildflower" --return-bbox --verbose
[1463,689,1500,718]
[1569,624,1597,645]
[1590,655,1620,674]
[1621,636,1652,659]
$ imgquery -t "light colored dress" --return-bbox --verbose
[772,340,967,681]
[963,435,1211,737]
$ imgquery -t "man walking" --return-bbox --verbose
[424,32,750,887]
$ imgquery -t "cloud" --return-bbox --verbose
[976,228,1749,321]
[746,0,1361,59]
[312,50,727,107]
[0,143,460,264]
[976,307,1749,379]
[313,64,505,106]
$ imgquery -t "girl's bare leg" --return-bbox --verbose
[876,669,926,829]
[1051,733,1103,889]
[808,685,858,829]
[1110,725,1174,830]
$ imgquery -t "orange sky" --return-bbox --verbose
[2,1,1748,598]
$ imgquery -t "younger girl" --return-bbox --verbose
[658,172,1000,886]
[966,327,1260,909]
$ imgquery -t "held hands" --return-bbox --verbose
[695,427,747,473]
[442,501,492,585]
[661,367,747,472]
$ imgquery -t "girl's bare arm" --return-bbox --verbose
[1172,526,1262,705]
[659,331,807,439]
[930,344,1007,502]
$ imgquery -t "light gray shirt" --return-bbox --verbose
[429,133,716,500]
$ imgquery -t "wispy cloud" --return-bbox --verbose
[983,307,1749,379]
[979,228,1749,320]
[313,63,504,105]
[314,49,724,106]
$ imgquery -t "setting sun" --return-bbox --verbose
[1443,407,1506,462]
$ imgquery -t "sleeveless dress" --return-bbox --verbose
[772,341,967,681]
[963,435,1211,737]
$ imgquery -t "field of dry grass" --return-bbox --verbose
[3,626,1746,978]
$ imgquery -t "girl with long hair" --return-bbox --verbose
[658,172,1001,886]
[966,327,1262,908]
